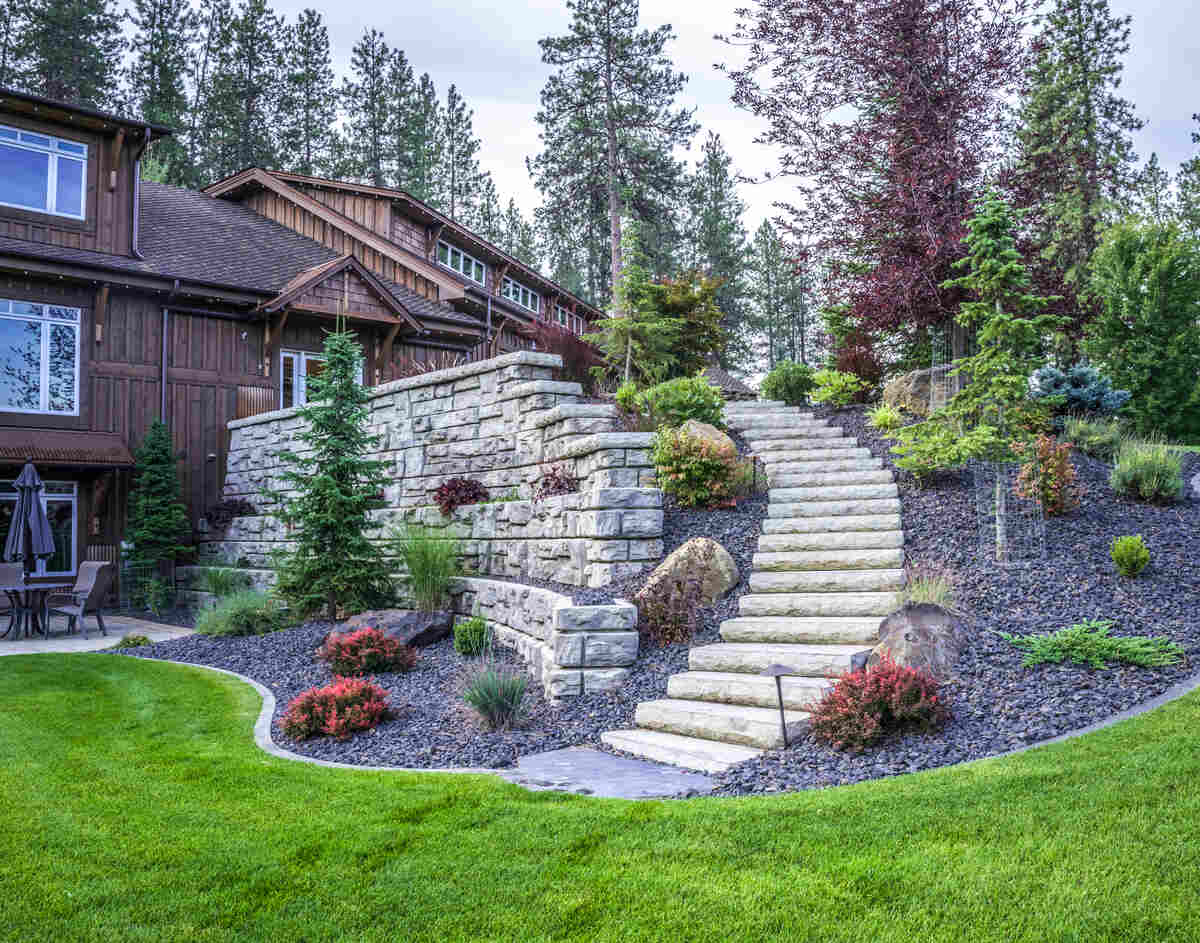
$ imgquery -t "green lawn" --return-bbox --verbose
[2,655,1199,942]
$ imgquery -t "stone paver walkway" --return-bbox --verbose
[502,747,714,799]
[0,615,192,655]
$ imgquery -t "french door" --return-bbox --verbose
[280,350,364,408]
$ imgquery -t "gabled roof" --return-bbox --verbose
[0,86,173,138]
[259,254,423,333]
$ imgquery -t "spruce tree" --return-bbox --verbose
[278,8,337,177]
[21,0,125,109]
[127,420,190,572]
[471,175,504,245]
[127,0,199,185]
[340,28,391,186]
[272,329,394,619]
[531,0,696,304]
[441,83,485,221]
[187,0,232,182]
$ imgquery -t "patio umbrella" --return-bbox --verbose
[3,462,56,574]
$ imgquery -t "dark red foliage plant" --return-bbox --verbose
[807,655,949,753]
[1012,434,1083,516]
[533,464,580,502]
[280,676,390,741]
[528,321,605,394]
[316,627,419,675]
[433,478,490,517]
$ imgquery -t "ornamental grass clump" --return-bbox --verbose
[1109,438,1183,503]
[807,656,948,753]
[317,627,418,675]
[392,525,460,612]
[898,562,958,610]
[280,676,390,741]
[194,590,289,637]
[1110,535,1150,578]
[1001,619,1184,669]
[462,663,527,730]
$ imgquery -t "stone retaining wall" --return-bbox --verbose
[201,351,663,587]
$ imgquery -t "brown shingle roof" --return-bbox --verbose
[703,364,757,399]
[0,430,134,467]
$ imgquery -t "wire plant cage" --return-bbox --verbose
[118,556,177,614]
[970,460,1046,565]
[929,326,954,414]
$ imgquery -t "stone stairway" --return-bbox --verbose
[602,399,905,774]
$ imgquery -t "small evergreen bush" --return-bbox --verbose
[810,369,869,407]
[867,403,904,434]
[1029,363,1130,415]
[280,676,390,740]
[194,590,288,636]
[1012,435,1083,516]
[760,361,816,406]
[127,419,190,571]
[636,374,724,428]
[1110,535,1150,578]
[433,478,490,516]
[650,427,738,508]
[807,656,948,753]
[317,627,418,675]
[890,423,1000,483]
[453,615,490,656]
[1001,619,1183,669]
[142,576,174,616]
[392,526,460,612]
[1064,416,1123,462]
[1109,439,1183,503]
[111,634,152,649]
[463,664,527,729]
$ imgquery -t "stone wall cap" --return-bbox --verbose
[556,432,656,458]
[528,403,620,428]
[496,379,584,402]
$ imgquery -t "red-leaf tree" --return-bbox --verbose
[723,0,1028,370]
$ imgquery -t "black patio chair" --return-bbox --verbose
[47,561,113,639]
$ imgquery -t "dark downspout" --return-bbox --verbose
[162,279,178,420]
[131,127,152,260]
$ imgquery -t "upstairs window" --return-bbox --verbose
[555,304,570,327]
[0,299,80,415]
[0,125,87,220]
[502,276,539,314]
[437,240,486,285]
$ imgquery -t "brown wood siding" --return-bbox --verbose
[296,184,391,239]
[293,270,394,319]
[0,111,135,256]
[390,214,426,257]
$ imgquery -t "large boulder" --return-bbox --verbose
[635,537,739,609]
[882,368,935,418]
[680,420,736,455]
[868,603,966,679]
[342,609,453,648]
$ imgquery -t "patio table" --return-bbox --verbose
[0,583,74,640]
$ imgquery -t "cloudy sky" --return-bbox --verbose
[265,0,1198,230]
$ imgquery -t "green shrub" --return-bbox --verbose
[463,663,528,730]
[202,567,252,598]
[760,361,816,406]
[898,563,957,610]
[867,403,904,434]
[1028,363,1130,416]
[111,634,152,649]
[1109,438,1183,503]
[194,590,289,637]
[1110,535,1150,578]
[1001,619,1184,669]
[1064,416,1123,462]
[636,374,724,428]
[143,577,173,617]
[890,423,1001,483]
[651,427,738,508]
[454,615,491,656]
[810,369,869,407]
[615,380,640,413]
[392,525,460,612]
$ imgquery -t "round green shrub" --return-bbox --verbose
[1110,535,1150,578]
[636,374,724,428]
[453,615,491,656]
[760,361,816,406]
[651,427,738,508]
[811,368,869,407]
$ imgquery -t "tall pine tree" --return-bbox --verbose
[395,73,443,203]
[382,48,415,187]
[21,0,125,109]
[1176,115,1200,240]
[340,28,391,186]
[441,83,485,221]
[0,1,30,91]
[127,0,199,184]
[277,8,337,177]
[749,220,814,369]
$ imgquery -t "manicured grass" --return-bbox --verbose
[2,655,1200,942]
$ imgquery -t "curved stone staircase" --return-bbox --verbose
[602,399,906,773]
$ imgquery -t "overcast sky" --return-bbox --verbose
[263,0,1199,231]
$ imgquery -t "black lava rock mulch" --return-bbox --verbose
[712,406,1200,796]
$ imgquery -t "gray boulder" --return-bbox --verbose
[342,608,453,648]
[635,537,739,609]
[882,368,934,418]
[680,419,737,455]
[868,603,966,679]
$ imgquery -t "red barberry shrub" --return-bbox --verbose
[433,477,490,516]
[316,627,418,676]
[1012,434,1083,516]
[280,676,390,741]
[808,656,948,753]
[533,464,580,502]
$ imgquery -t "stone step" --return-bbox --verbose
[751,436,858,451]
[752,548,905,572]
[735,415,831,430]
[760,448,873,464]
[767,457,884,476]
[758,530,905,552]
[770,483,899,503]
[748,568,905,594]
[740,591,901,617]
[668,670,833,711]
[767,498,902,518]
[689,642,871,677]
[600,729,762,775]
[726,410,817,423]
[766,469,894,488]
[634,698,810,750]
[762,514,902,534]
[719,616,881,645]
[742,425,841,439]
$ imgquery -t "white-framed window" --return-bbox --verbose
[436,240,486,285]
[0,124,88,220]
[0,480,77,576]
[554,304,570,327]
[280,349,364,408]
[0,299,80,415]
[502,276,539,314]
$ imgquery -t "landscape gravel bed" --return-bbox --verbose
[712,405,1200,796]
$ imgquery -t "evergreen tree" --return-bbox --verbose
[749,220,814,369]
[127,0,199,185]
[21,0,125,109]
[1133,153,1175,224]
[187,0,232,182]
[396,73,443,203]
[277,8,337,177]
[1177,116,1200,241]
[340,28,391,186]
[0,1,30,91]
[502,198,539,267]
[272,329,395,619]
[382,48,415,186]
[1011,0,1143,299]
[532,0,697,305]
[441,83,484,221]
[471,175,504,244]
[127,420,190,572]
